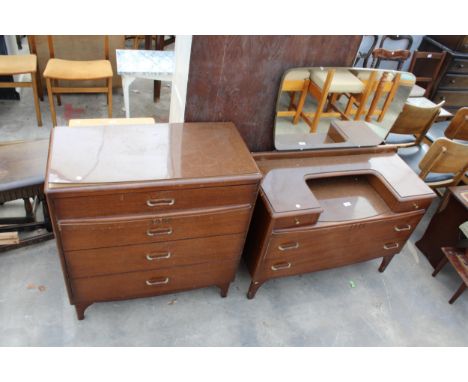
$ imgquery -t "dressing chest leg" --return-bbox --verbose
[247,281,264,299]
[378,255,396,273]
[219,283,230,298]
[449,283,467,305]
[75,302,92,320]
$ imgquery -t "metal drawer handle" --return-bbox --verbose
[384,242,399,250]
[278,242,299,251]
[146,227,173,236]
[450,80,456,84]
[146,277,169,286]
[457,64,465,68]
[271,262,292,271]
[394,224,411,232]
[146,252,171,261]
[146,198,175,207]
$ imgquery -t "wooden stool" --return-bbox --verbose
[432,247,468,304]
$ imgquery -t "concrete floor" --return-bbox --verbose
[1,40,468,346]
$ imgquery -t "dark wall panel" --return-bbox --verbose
[184,35,362,152]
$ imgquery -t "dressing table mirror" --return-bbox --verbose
[274,67,416,151]
[242,67,435,299]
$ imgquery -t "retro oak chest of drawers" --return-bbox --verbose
[243,147,436,298]
[45,122,261,319]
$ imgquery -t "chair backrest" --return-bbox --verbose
[46,36,110,60]
[445,107,468,141]
[408,51,447,97]
[379,35,413,51]
[390,101,444,142]
[371,48,411,71]
[419,138,468,184]
[354,35,379,67]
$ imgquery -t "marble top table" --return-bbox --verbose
[116,49,175,117]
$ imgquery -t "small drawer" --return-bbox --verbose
[273,212,319,230]
[71,259,238,303]
[59,206,252,251]
[448,59,468,74]
[66,233,245,278]
[433,90,468,107]
[439,74,468,90]
[52,184,258,219]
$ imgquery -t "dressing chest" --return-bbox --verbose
[45,122,261,319]
[243,147,436,298]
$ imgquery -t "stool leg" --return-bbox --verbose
[54,80,61,106]
[107,78,113,117]
[35,70,44,101]
[432,256,449,277]
[31,72,42,127]
[46,78,57,127]
[449,282,466,304]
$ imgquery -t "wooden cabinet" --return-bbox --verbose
[418,36,468,111]
[243,147,436,299]
[45,122,261,319]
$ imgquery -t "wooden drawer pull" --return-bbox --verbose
[271,262,292,271]
[146,227,173,236]
[383,242,399,250]
[278,242,299,251]
[146,277,169,286]
[146,198,175,207]
[394,224,411,232]
[146,252,171,261]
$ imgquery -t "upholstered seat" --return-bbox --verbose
[43,58,113,80]
[385,133,416,145]
[310,69,364,93]
[0,54,37,75]
[426,121,449,142]
[398,144,454,183]
[284,69,310,81]
[409,84,426,97]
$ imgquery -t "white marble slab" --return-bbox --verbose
[116,49,175,81]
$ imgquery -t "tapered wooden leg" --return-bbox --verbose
[288,92,296,111]
[35,70,44,101]
[432,256,448,277]
[449,282,466,305]
[310,91,328,133]
[293,81,309,125]
[107,78,113,117]
[75,302,92,320]
[54,79,61,106]
[218,283,230,298]
[379,254,396,273]
[31,73,42,127]
[247,281,264,299]
[46,78,57,127]
[23,198,34,220]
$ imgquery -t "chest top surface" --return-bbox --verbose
[46,122,260,188]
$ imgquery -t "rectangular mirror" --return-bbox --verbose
[274,67,416,150]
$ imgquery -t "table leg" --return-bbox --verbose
[122,76,135,118]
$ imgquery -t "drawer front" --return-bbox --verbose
[59,206,252,251]
[71,259,238,302]
[433,90,468,107]
[439,74,468,89]
[53,184,258,219]
[448,59,468,74]
[66,233,245,278]
[265,211,423,264]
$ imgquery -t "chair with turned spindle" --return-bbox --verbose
[41,35,113,127]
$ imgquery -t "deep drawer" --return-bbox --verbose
[433,90,468,107]
[71,259,238,302]
[59,206,252,251]
[52,184,258,219]
[266,211,424,261]
[439,74,468,89]
[448,59,468,74]
[66,233,245,278]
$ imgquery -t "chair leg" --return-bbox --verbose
[293,83,309,125]
[432,256,448,277]
[46,78,57,127]
[31,73,42,127]
[54,80,61,106]
[449,282,466,304]
[35,70,44,101]
[107,78,113,118]
[310,91,328,133]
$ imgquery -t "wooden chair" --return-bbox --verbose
[399,138,468,189]
[370,48,411,71]
[42,36,113,127]
[0,37,42,126]
[353,35,379,67]
[408,51,447,98]
[365,71,402,122]
[69,117,155,127]
[276,69,311,125]
[444,107,468,141]
[343,70,380,120]
[385,101,444,147]
[306,68,365,132]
